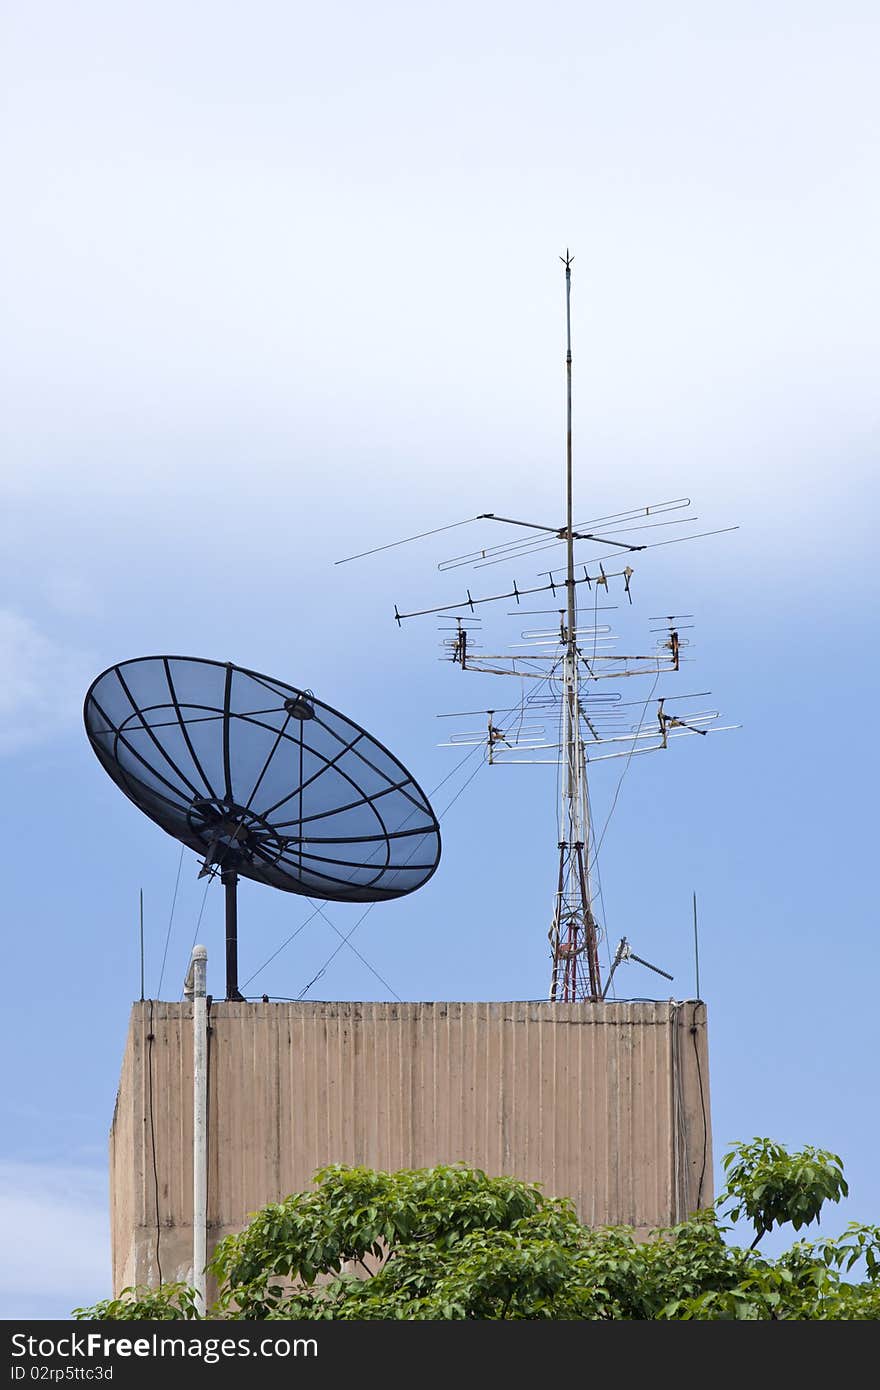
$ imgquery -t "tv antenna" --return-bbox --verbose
[84,656,441,1000]
[337,253,736,1002]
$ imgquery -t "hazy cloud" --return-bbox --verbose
[0,1161,109,1316]
[42,571,103,621]
[0,610,92,754]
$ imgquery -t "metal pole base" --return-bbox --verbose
[222,870,244,1001]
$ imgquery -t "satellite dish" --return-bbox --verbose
[84,655,441,999]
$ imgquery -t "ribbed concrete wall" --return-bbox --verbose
[110,999,712,1294]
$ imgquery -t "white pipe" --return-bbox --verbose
[184,945,208,1315]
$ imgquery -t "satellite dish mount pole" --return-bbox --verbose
[222,868,243,1001]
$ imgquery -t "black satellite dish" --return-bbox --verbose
[84,655,441,999]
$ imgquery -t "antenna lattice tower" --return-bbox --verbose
[553,249,601,1001]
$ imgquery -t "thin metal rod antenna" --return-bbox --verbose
[693,890,701,999]
[562,249,577,839]
[139,888,145,1003]
[564,250,574,600]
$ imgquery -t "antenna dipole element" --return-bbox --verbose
[550,251,602,1004]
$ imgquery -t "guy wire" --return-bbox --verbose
[156,844,184,998]
[290,671,559,1000]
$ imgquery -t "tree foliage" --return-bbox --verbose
[74,1139,880,1321]
[721,1138,848,1247]
[72,1282,202,1321]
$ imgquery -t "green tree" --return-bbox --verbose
[74,1139,880,1321]
[721,1138,848,1248]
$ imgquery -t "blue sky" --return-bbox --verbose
[1,1,878,1317]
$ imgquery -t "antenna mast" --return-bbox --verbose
[552,252,601,1001]
[341,253,737,1005]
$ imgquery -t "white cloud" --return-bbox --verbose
[42,571,103,621]
[0,610,91,755]
[0,1161,110,1317]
